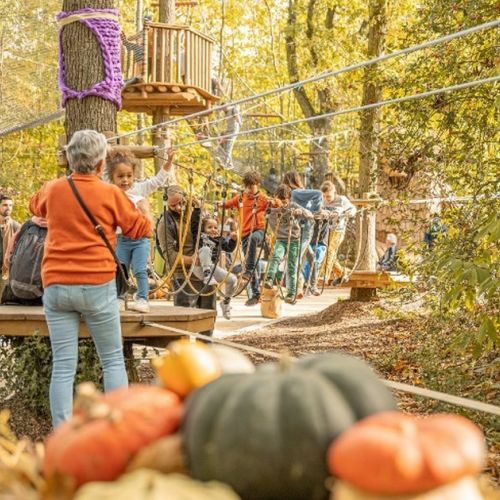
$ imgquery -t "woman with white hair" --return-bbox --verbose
[30,129,152,428]
[378,233,398,272]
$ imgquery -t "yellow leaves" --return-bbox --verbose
[0,410,45,499]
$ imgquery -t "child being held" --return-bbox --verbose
[264,184,314,304]
[106,148,175,313]
[191,216,238,320]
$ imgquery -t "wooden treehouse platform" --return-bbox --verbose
[336,271,411,289]
[0,302,215,348]
[121,22,218,116]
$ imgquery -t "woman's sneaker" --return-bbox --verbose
[129,298,150,313]
[220,301,231,320]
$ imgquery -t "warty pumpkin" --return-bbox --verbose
[43,383,182,488]
[328,411,486,500]
[182,352,396,500]
[152,340,254,398]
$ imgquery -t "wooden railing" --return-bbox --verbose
[121,23,215,96]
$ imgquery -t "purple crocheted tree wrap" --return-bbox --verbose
[57,8,123,109]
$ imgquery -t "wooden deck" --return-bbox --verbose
[336,271,412,288]
[0,302,215,347]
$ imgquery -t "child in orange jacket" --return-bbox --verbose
[223,170,280,306]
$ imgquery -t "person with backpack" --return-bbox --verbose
[1,216,47,305]
[29,130,152,428]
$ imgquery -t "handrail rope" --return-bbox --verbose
[264,208,295,301]
[167,167,238,299]
[140,320,500,417]
[303,216,329,294]
[170,170,217,297]
[228,194,263,296]
[151,179,197,294]
[183,186,231,298]
[108,19,500,143]
[198,8,326,151]
[163,76,500,153]
[232,215,272,298]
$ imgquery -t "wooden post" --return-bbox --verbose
[351,0,387,302]
[152,0,176,172]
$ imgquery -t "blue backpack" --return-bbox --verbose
[291,189,323,213]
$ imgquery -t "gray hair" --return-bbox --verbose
[167,185,185,198]
[67,130,108,174]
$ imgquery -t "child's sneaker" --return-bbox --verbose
[245,296,260,306]
[310,287,321,296]
[220,301,231,320]
[284,295,297,305]
[129,298,150,313]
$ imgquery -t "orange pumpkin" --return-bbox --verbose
[328,411,485,497]
[152,340,222,398]
[43,384,182,488]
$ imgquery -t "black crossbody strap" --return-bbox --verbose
[66,176,127,279]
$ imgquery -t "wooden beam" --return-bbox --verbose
[110,145,158,159]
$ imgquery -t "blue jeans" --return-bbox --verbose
[242,229,264,297]
[43,280,128,428]
[116,236,150,300]
[303,243,328,288]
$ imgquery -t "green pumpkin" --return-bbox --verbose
[182,352,396,500]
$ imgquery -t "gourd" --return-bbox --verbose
[182,352,396,500]
[152,340,254,398]
[43,384,182,488]
[74,471,240,500]
[328,411,486,500]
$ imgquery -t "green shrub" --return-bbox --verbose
[0,335,103,419]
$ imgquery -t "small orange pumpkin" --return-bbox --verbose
[152,340,221,398]
[43,384,182,488]
[328,411,485,497]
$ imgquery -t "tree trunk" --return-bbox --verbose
[152,0,175,172]
[351,0,387,302]
[135,0,145,177]
[285,0,341,185]
[62,0,118,140]
[159,0,175,23]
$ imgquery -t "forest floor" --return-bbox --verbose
[3,294,499,483]
[228,298,500,483]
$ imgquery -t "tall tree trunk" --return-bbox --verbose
[159,0,175,24]
[62,0,118,140]
[285,0,342,186]
[152,0,175,171]
[351,0,387,301]
[135,0,145,177]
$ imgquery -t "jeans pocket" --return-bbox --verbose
[44,285,62,310]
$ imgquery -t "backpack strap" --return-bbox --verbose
[66,175,128,283]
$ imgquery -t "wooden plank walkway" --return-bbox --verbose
[0,302,215,347]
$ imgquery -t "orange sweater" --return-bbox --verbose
[224,191,280,237]
[30,174,152,287]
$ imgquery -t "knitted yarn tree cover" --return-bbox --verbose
[57,8,123,109]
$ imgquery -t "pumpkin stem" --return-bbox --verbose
[278,352,294,372]
[74,383,112,420]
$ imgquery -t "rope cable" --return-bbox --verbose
[106,19,500,143]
